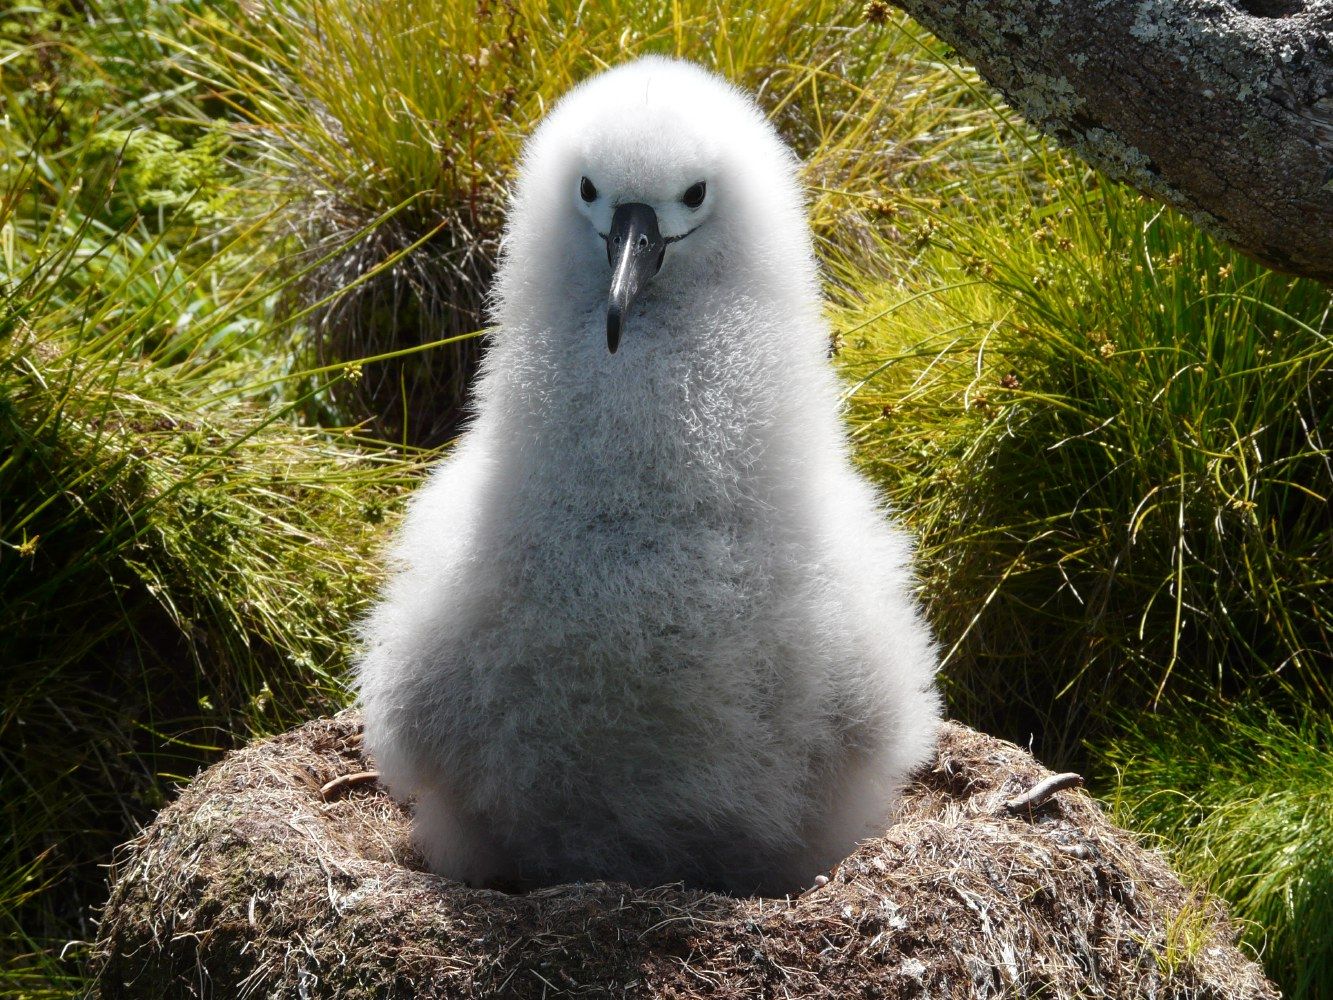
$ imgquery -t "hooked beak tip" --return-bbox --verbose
[603,202,664,357]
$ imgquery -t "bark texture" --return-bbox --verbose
[890,0,1333,281]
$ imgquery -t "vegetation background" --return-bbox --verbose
[2,0,1328,996]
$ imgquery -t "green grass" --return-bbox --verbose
[180,0,988,443]
[1106,707,1333,999]
[192,0,962,232]
[0,104,421,988]
[836,143,1333,766]
[830,97,1331,1000]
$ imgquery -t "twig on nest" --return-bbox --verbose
[800,874,831,897]
[320,770,380,801]
[1003,772,1084,814]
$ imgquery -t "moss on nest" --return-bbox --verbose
[91,714,1275,999]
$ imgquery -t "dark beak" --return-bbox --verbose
[605,202,665,353]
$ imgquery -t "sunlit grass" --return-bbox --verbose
[175,0,988,443]
[191,0,963,226]
[831,108,1331,1000]
[836,139,1333,766]
[1106,708,1333,999]
[1,119,422,989]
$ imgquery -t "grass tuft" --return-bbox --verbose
[0,122,419,985]
[1106,707,1333,999]
[185,0,983,443]
[837,141,1333,764]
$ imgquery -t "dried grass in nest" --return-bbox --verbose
[91,713,1276,999]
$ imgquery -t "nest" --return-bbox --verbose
[92,713,1276,999]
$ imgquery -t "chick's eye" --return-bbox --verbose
[682,181,706,209]
[580,176,598,202]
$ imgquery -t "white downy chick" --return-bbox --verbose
[357,56,941,896]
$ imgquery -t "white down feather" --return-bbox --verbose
[356,56,941,896]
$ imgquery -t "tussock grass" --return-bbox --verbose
[184,0,982,443]
[1106,708,1333,999]
[837,142,1333,766]
[833,109,1331,1000]
[0,132,419,986]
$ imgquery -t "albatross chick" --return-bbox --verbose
[357,57,941,896]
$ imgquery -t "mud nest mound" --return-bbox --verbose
[92,713,1275,999]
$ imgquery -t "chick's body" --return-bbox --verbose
[357,58,940,896]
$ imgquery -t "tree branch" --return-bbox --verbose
[889,0,1333,281]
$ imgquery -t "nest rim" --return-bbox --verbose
[91,712,1277,1000]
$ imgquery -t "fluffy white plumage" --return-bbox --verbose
[356,56,941,896]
